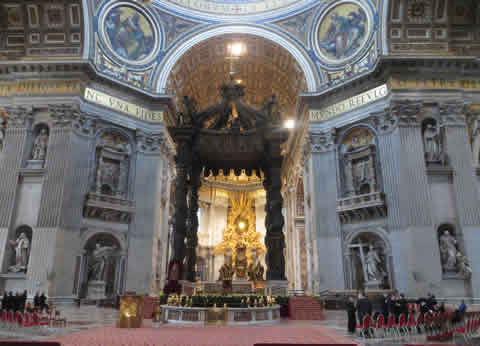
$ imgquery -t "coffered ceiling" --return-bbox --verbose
[166,34,307,120]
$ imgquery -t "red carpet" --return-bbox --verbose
[52,324,357,346]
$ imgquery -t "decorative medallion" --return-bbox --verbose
[99,3,161,66]
[313,1,373,66]
[407,0,432,24]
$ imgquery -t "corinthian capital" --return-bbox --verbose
[4,106,34,128]
[439,101,467,126]
[391,100,423,127]
[49,104,77,128]
[136,129,163,153]
[309,128,336,153]
[373,108,398,134]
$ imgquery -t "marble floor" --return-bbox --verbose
[0,305,455,345]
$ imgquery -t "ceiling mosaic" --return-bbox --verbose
[88,0,383,104]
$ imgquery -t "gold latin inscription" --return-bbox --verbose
[309,84,389,122]
[390,77,480,91]
[0,80,81,96]
[84,88,163,123]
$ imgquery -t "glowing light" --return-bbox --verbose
[238,221,246,230]
[235,79,242,84]
[284,119,295,129]
[229,42,245,56]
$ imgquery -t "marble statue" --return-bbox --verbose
[423,123,441,162]
[32,129,49,161]
[89,243,117,281]
[456,252,472,278]
[365,244,382,281]
[439,230,457,272]
[8,232,30,272]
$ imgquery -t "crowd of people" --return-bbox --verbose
[1,291,49,313]
[345,290,468,335]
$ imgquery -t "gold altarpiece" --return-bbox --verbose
[214,191,266,279]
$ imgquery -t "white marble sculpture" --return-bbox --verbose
[365,244,382,281]
[8,232,30,272]
[423,123,440,162]
[32,129,49,161]
[439,230,457,272]
[89,243,117,281]
[456,252,472,278]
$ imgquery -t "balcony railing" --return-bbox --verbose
[336,191,387,223]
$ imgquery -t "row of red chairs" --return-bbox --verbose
[357,311,459,339]
[0,310,49,329]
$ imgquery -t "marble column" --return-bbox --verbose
[302,148,315,293]
[308,129,344,292]
[442,102,480,297]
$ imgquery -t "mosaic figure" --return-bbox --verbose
[104,6,154,62]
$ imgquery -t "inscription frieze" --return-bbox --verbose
[0,80,81,97]
[84,88,163,123]
[390,77,480,91]
[309,84,389,122]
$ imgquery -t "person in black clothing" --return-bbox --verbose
[357,293,373,325]
[426,293,437,312]
[39,292,48,313]
[346,296,357,334]
[398,293,409,317]
[33,292,40,311]
[6,292,13,311]
[417,295,429,314]
[382,293,391,318]
[21,290,27,312]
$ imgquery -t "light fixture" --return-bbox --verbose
[238,221,246,230]
[235,79,242,84]
[228,42,245,56]
[284,119,295,129]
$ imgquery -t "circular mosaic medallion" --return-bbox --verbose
[101,4,159,65]
[314,1,372,65]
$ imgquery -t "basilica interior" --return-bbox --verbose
[1,0,480,344]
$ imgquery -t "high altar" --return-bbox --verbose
[164,82,289,296]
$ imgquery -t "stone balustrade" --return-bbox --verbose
[336,191,387,223]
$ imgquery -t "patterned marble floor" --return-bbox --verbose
[0,305,441,345]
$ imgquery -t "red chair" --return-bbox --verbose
[406,313,417,335]
[416,312,424,334]
[397,313,407,336]
[385,314,398,337]
[23,312,34,327]
[0,310,6,327]
[32,312,49,328]
[15,311,23,328]
[7,310,14,329]
[357,314,373,338]
[373,314,385,338]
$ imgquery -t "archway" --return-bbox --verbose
[78,233,124,300]
[344,230,393,291]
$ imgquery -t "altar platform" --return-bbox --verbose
[182,280,288,296]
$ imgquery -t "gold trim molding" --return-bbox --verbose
[0,80,81,97]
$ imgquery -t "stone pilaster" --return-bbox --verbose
[391,100,441,295]
[302,148,315,293]
[441,101,480,297]
[308,129,344,292]
[125,130,166,293]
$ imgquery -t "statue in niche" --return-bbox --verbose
[31,129,49,161]
[8,233,30,272]
[439,230,458,272]
[88,243,117,281]
[423,120,447,164]
[365,244,383,281]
